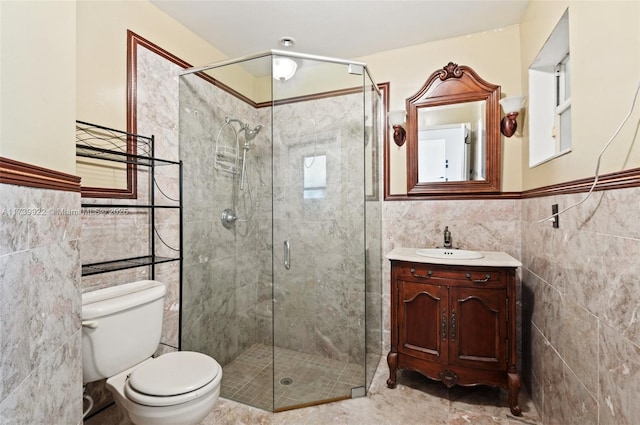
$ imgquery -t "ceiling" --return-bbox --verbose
[150,0,530,61]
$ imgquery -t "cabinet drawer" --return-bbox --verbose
[395,262,504,288]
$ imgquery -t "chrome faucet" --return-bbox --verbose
[443,226,452,248]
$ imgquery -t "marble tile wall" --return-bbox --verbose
[0,183,82,425]
[521,188,640,425]
[137,46,182,353]
[271,93,371,366]
[179,72,265,367]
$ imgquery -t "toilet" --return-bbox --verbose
[82,280,222,425]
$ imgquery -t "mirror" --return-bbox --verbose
[406,62,501,196]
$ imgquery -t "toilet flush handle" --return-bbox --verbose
[82,320,99,329]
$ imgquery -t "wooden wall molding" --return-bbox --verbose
[384,192,522,201]
[384,167,640,201]
[521,167,640,198]
[0,157,81,192]
[3,156,637,200]
[128,31,259,109]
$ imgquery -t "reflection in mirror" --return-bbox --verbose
[405,62,501,196]
[417,101,485,182]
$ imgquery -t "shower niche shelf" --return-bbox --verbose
[76,120,183,278]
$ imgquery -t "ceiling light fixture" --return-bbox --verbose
[273,57,298,81]
[274,37,297,81]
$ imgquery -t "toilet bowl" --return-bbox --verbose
[106,352,222,425]
[81,280,222,425]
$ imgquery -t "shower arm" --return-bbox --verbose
[225,117,245,127]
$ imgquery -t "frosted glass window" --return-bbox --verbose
[303,155,326,199]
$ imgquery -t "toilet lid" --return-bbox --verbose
[128,351,220,397]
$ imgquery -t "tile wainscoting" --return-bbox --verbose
[522,188,640,425]
[0,181,83,425]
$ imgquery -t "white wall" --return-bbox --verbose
[520,0,640,190]
[0,0,76,175]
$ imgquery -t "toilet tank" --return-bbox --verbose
[82,280,166,383]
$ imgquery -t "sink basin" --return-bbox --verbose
[415,248,484,260]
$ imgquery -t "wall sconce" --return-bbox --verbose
[499,96,525,137]
[388,109,406,147]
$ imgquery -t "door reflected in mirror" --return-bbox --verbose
[418,100,486,182]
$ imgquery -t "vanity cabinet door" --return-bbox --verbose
[397,280,448,364]
[448,287,507,370]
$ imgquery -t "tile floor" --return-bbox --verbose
[221,344,366,411]
[86,354,542,425]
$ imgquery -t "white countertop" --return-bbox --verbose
[386,247,522,268]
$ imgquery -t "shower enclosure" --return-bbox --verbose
[178,51,382,412]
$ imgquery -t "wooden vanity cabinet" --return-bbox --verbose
[387,260,521,416]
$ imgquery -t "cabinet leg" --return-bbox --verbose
[386,352,398,388]
[507,372,522,416]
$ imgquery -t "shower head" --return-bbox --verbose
[244,124,262,143]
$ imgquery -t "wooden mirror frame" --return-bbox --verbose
[406,62,501,196]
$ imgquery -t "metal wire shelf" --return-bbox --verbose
[76,120,183,278]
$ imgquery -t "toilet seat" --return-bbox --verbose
[124,352,221,407]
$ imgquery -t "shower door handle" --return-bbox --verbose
[284,240,290,270]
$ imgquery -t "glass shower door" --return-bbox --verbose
[179,51,381,413]
[271,56,368,411]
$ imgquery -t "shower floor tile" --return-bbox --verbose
[221,343,366,411]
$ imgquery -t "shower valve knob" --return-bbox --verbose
[221,208,237,229]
